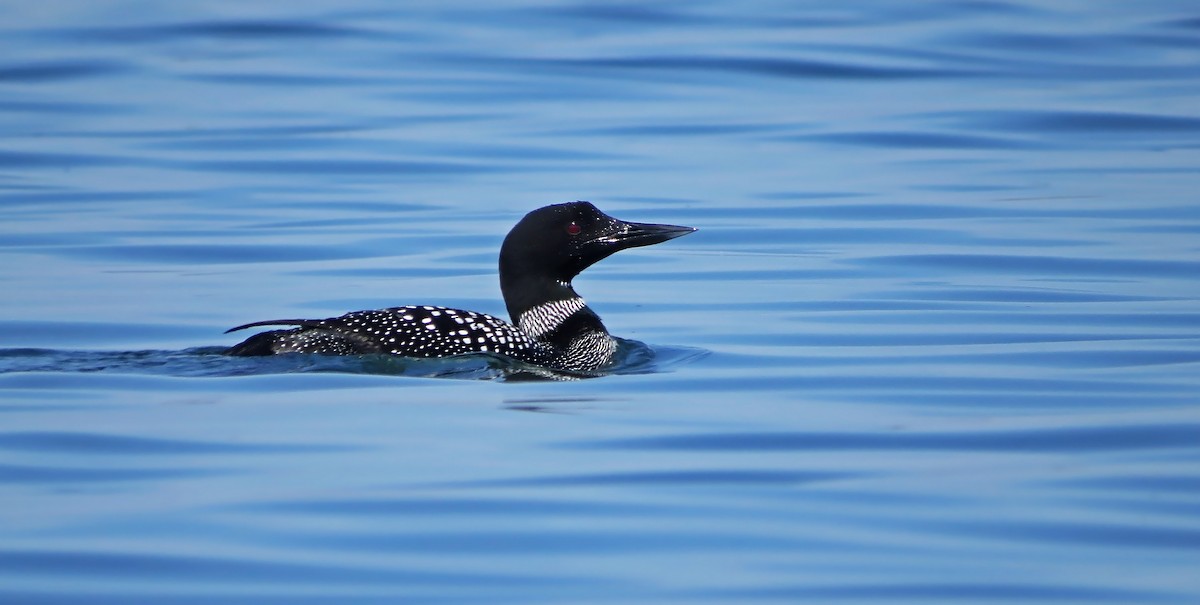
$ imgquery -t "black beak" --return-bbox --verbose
[601,220,697,251]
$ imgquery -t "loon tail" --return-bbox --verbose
[225,318,387,356]
[224,330,286,356]
[224,319,325,334]
[225,319,319,356]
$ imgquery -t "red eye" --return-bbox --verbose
[566,222,581,236]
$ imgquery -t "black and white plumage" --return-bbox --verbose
[225,305,547,360]
[225,201,695,373]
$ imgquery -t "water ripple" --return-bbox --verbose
[0,150,122,169]
[694,582,1174,602]
[931,109,1200,134]
[48,20,380,43]
[0,99,128,115]
[0,464,221,484]
[799,131,1041,149]
[0,431,347,455]
[238,496,669,518]
[454,54,982,81]
[262,527,815,556]
[0,338,692,381]
[46,243,377,264]
[180,158,511,176]
[857,253,1200,279]
[0,59,130,82]
[936,519,1200,551]
[570,424,1200,453]
[439,469,856,489]
[1051,474,1200,494]
[0,548,552,586]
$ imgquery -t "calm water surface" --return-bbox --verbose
[2,1,1199,603]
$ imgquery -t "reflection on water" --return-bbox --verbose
[2,0,1199,603]
[0,338,704,381]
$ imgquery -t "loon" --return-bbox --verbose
[225,201,695,373]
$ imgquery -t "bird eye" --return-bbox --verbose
[565,222,581,236]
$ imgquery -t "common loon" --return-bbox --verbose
[225,201,695,372]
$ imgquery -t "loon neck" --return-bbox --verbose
[500,275,609,345]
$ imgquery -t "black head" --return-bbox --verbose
[499,201,695,316]
[501,201,694,282]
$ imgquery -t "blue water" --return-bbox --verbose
[3,1,1199,603]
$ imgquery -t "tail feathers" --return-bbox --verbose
[225,330,290,356]
[225,319,325,334]
[225,321,385,356]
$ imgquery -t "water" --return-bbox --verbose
[3,1,1199,602]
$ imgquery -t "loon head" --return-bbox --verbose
[499,201,695,323]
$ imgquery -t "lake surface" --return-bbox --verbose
[3,1,1199,603]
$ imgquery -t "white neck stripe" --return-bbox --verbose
[517,297,587,338]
